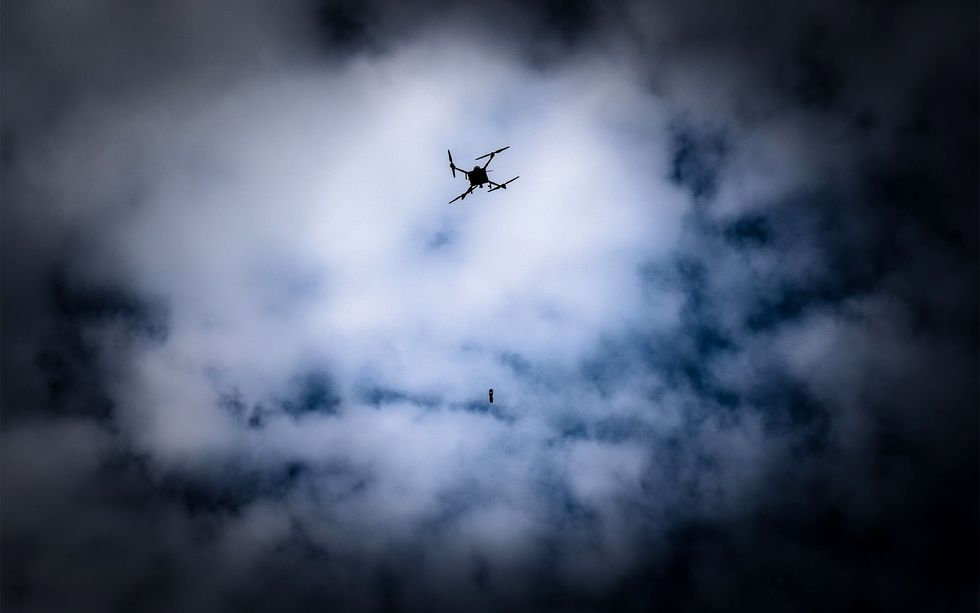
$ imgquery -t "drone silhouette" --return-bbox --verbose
[447,146,519,204]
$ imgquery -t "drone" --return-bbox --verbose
[447,146,519,204]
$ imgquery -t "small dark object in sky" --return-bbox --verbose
[488,388,494,403]
[448,147,519,204]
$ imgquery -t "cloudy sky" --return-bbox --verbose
[2,1,977,611]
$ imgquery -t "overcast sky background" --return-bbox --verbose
[2,1,977,611]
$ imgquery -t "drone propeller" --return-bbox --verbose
[448,149,456,178]
[475,146,510,161]
[488,176,519,192]
[449,185,475,204]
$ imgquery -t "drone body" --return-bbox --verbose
[467,165,490,186]
[447,146,519,204]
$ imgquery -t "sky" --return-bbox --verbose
[1,1,977,611]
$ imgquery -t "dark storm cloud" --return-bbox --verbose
[3,0,977,612]
[31,272,168,422]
